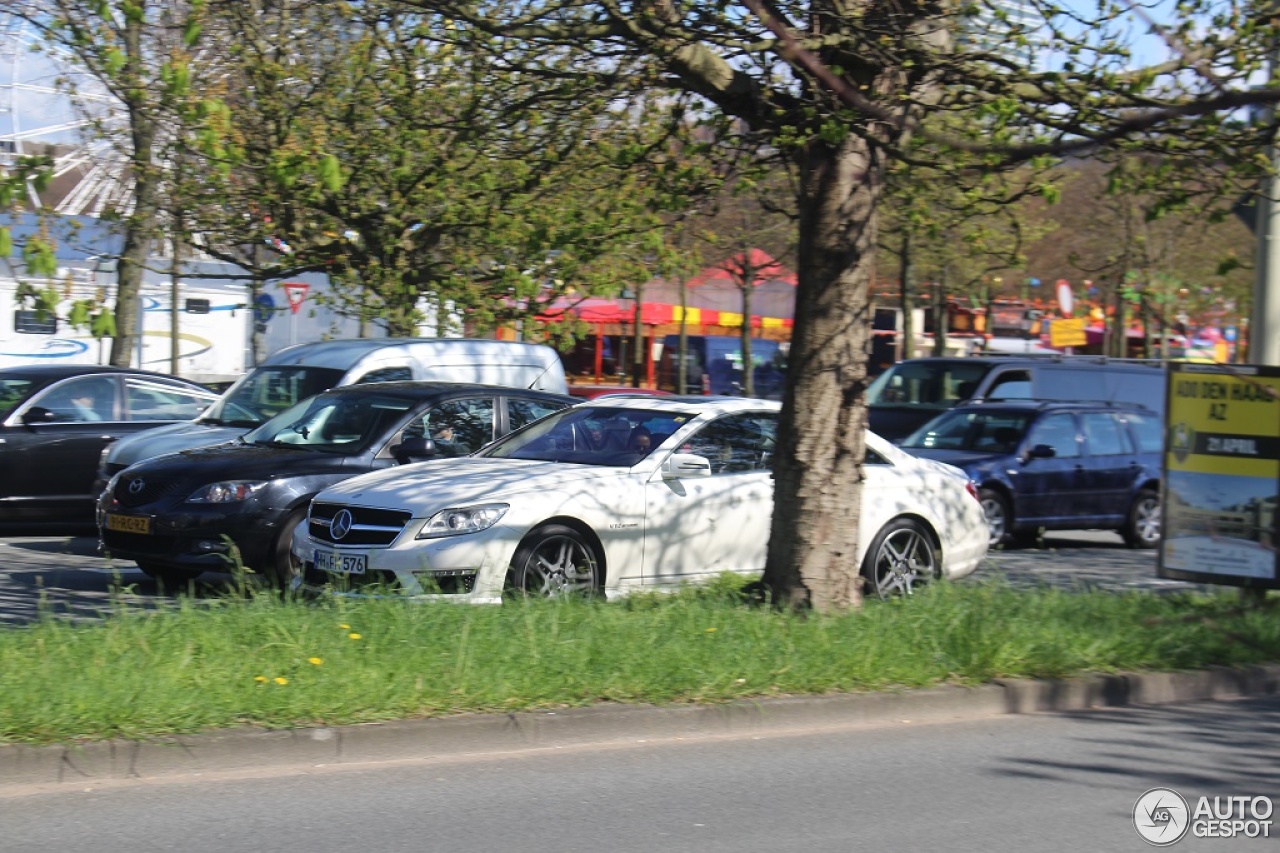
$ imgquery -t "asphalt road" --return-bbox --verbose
[2,694,1276,852]
[0,529,1219,627]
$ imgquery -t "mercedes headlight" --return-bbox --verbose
[417,503,509,539]
[186,481,266,503]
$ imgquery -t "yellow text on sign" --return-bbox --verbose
[1049,318,1087,348]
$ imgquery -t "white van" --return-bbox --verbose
[98,338,568,479]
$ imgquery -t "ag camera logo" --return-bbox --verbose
[1134,788,1190,846]
[1133,788,1274,844]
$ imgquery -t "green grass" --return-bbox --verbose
[1,578,1277,746]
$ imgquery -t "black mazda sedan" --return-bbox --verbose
[97,382,573,586]
[0,365,219,528]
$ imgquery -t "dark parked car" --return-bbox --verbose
[0,365,220,527]
[899,400,1163,548]
[97,382,574,586]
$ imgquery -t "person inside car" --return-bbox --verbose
[628,427,653,456]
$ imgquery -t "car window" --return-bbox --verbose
[1122,411,1164,453]
[900,410,1030,452]
[1081,412,1131,455]
[422,398,495,457]
[680,413,777,475]
[507,398,566,432]
[1024,412,1080,458]
[866,361,993,407]
[29,376,118,422]
[125,377,215,421]
[986,370,1032,400]
[246,393,415,453]
[208,366,345,427]
[355,366,412,383]
[484,405,697,466]
[0,377,39,419]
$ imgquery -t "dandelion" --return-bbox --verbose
[274,677,288,685]
[705,627,717,633]
[253,675,268,683]
[348,632,362,640]
[339,623,351,630]
[308,657,324,666]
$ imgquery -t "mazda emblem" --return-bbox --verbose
[127,478,145,495]
[330,509,353,540]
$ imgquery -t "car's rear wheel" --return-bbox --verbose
[1122,489,1161,549]
[978,488,1012,547]
[860,518,938,599]
[509,524,601,598]
[136,561,202,588]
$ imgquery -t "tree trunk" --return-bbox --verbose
[740,273,754,398]
[898,231,914,361]
[761,133,880,613]
[108,15,157,369]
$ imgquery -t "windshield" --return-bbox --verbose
[199,366,346,428]
[481,405,696,466]
[243,392,415,453]
[900,409,1033,452]
[866,361,994,410]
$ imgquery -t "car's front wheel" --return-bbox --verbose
[978,488,1012,547]
[1122,488,1161,549]
[509,524,601,598]
[860,518,938,599]
[137,561,203,589]
[267,507,308,589]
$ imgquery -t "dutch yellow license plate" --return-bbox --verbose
[105,514,152,535]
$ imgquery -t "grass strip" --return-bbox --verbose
[1,578,1276,745]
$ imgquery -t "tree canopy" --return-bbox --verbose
[387,0,1280,611]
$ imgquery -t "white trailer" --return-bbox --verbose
[0,265,249,386]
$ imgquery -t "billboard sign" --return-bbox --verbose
[1160,363,1280,589]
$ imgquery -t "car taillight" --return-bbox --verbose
[965,480,980,502]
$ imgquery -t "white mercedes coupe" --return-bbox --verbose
[291,397,988,603]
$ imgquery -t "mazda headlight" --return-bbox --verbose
[417,503,509,539]
[186,481,266,503]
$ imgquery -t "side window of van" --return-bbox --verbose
[356,367,412,383]
[986,370,1031,400]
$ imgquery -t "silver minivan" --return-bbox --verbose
[867,355,1166,442]
[98,338,568,479]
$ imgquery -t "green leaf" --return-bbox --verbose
[92,311,117,339]
[317,154,344,193]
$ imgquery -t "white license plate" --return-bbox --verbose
[314,550,367,575]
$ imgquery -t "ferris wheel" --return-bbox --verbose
[0,10,132,217]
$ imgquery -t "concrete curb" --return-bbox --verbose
[4,664,1278,792]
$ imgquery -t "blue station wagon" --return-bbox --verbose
[899,400,1163,548]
